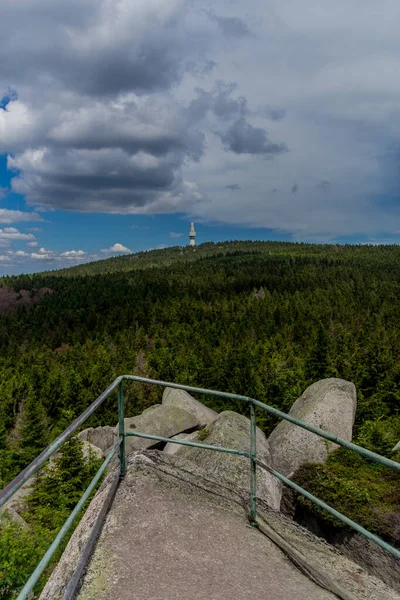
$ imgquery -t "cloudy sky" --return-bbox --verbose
[1,0,400,274]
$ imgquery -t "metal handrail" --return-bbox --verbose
[1,375,399,600]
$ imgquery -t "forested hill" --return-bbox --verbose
[1,241,400,451]
[1,241,400,570]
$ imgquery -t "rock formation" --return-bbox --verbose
[14,378,397,598]
[162,387,218,425]
[117,404,199,455]
[268,378,357,479]
[78,426,116,454]
[163,431,199,455]
[177,410,281,511]
[39,451,399,600]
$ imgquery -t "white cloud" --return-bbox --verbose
[0,228,35,247]
[0,209,43,225]
[101,243,131,254]
[169,232,184,238]
[26,241,38,247]
[61,249,86,258]
[1,1,400,239]
[31,252,53,260]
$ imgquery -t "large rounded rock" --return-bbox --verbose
[162,387,218,426]
[178,411,281,510]
[118,404,199,456]
[269,378,357,478]
[78,426,116,453]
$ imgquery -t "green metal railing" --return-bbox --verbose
[1,375,399,599]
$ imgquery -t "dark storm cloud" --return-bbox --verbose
[48,98,205,160]
[317,180,331,192]
[189,81,247,122]
[0,0,212,98]
[263,107,286,121]
[9,145,197,212]
[0,1,288,215]
[220,118,287,156]
[206,10,252,38]
[226,184,241,191]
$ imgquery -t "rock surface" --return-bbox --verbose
[163,431,199,455]
[177,410,282,511]
[162,387,218,425]
[269,378,357,478]
[40,451,400,600]
[78,426,115,454]
[81,441,104,461]
[118,404,199,455]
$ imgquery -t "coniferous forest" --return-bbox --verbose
[1,240,400,597]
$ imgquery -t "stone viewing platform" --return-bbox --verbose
[37,381,399,600]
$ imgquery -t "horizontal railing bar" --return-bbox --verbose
[256,459,400,561]
[4,375,398,511]
[16,439,122,600]
[122,375,253,404]
[123,376,400,472]
[3,372,399,600]
[125,430,249,456]
[0,376,123,509]
[252,398,400,473]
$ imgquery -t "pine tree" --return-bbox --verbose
[56,436,88,510]
[20,388,50,463]
[305,324,330,382]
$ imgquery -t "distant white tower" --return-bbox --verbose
[189,222,196,246]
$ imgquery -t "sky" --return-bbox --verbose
[1,0,400,275]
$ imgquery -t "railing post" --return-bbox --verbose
[118,381,126,477]
[249,402,257,524]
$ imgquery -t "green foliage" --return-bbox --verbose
[293,448,400,547]
[355,417,400,457]
[197,427,210,441]
[0,436,102,598]
[2,240,400,588]
[20,388,50,463]
[0,515,51,600]
[26,436,102,528]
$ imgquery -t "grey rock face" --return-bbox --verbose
[81,440,104,461]
[40,451,399,600]
[162,387,218,426]
[178,410,282,511]
[269,378,357,479]
[163,431,199,455]
[0,477,34,524]
[117,404,199,456]
[77,426,116,453]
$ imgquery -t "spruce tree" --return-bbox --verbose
[56,436,88,510]
[20,388,50,464]
[305,324,330,382]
